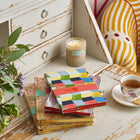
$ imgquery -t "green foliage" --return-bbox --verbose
[0,27,31,132]
[7,27,22,46]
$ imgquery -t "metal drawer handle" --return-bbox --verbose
[41,51,48,59]
[41,9,48,18]
[40,30,47,39]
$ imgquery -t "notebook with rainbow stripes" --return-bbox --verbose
[44,68,107,114]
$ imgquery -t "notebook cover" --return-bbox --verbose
[45,90,93,116]
[37,123,92,135]
[24,84,93,135]
[35,90,93,125]
[44,68,107,113]
[24,77,93,135]
[34,75,94,116]
[34,76,94,125]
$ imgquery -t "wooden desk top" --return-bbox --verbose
[1,64,140,140]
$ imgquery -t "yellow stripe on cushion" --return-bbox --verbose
[126,53,136,69]
[128,59,137,72]
[113,40,121,64]
[112,0,122,31]
[136,13,140,18]
[101,4,110,34]
[130,0,139,5]
[134,8,140,13]
[111,39,115,56]
[107,40,110,51]
[100,0,137,72]
[118,2,127,32]
[123,6,131,34]
[124,45,135,66]
[127,12,133,37]
[107,1,117,31]
[119,41,127,65]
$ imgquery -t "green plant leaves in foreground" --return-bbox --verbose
[6,49,26,62]
[0,26,31,132]
[7,64,17,76]
[7,27,22,46]
[16,44,32,52]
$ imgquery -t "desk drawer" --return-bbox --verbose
[11,0,72,32]
[15,12,71,49]
[15,32,71,75]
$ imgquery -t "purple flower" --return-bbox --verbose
[21,85,25,90]
[20,74,24,80]
[19,90,24,96]
[18,74,24,96]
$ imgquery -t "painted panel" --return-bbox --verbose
[12,0,72,32]
[14,31,71,75]
[15,12,71,49]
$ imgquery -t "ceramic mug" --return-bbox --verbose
[120,75,140,102]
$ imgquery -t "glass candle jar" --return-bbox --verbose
[66,37,87,67]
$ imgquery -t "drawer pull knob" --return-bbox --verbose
[41,9,48,18]
[41,51,48,59]
[40,30,47,39]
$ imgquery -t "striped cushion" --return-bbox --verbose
[101,0,140,72]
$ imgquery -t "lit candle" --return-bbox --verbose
[66,37,86,67]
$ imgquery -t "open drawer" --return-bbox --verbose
[24,0,113,82]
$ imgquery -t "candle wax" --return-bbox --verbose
[66,38,86,67]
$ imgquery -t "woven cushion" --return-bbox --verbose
[100,0,140,72]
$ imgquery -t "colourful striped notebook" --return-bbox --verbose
[44,68,107,114]
[45,90,93,116]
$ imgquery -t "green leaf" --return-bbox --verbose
[2,96,15,105]
[7,27,22,46]
[0,47,5,54]
[0,79,4,84]
[16,44,33,52]
[3,87,20,94]
[1,74,15,89]
[1,84,14,93]
[6,49,26,62]
[0,111,3,122]
[1,107,10,116]
[16,44,30,52]
[7,64,17,76]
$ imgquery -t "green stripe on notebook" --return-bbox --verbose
[35,90,46,97]
[30,107,36,116]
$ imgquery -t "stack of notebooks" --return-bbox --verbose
[24,68,107,135]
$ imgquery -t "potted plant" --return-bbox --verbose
[0,27,32,132]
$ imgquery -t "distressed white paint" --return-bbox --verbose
[15,31,72,75]
[0,0,24,10]
[1,0,140,140]
[23,62,140,140]
[15,12,71,48]
[73,0,113,65]
[12,0,72,32]
[0,0,59,24]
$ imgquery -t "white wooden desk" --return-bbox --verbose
[0,0,140,139]
[1,59,140,140]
